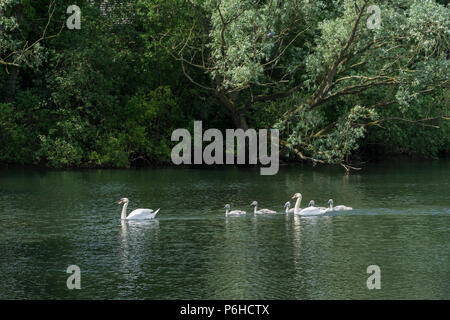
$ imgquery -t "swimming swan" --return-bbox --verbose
[327,199,352,211]
[250,201,277,214]
[284,202,295,214]
[297,200,326,216]
[310,200,327,211]
[291,193,303,214]
[224,204,246,216]
[118,198,160,220]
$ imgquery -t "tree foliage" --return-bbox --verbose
[0,0,448,169]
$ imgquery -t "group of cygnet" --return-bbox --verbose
[224,193,353,216]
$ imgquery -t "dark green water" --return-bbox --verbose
[0,161,449,299]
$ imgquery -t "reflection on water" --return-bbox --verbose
[0,161,449,299]
[118,220,160,295]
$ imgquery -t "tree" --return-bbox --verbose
[277,0,448,168]
[149,0,448,168]
[0,0,60,101]
[147,0,319,129]
[1,0,447,169]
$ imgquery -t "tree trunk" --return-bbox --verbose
[216,90,249,130]
[231,110,249,130]
[216,92,253,166]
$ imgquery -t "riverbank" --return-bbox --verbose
[1,152,448,174]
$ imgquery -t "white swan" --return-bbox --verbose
[327,199,352,211]
[309,200,327,211]
[118,198,160,220]
[224,204,246,216]
[284,201,295,214]
[297,200,326,216]
[250,201,277,214]
[291,193,303,214]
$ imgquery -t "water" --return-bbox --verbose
[0,161,448,299]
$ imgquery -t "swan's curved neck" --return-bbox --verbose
[285,206,289,214]
[225,209,229,215]
[294,197,302,213]
[253,204,258,214]
[121,202,128,219]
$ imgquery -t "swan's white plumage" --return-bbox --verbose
[284,202,295,214]
[291,193,304,214]
[298,206,323,216]
[297,200,327,216]
[224,204,246,216]
[126,208,160,220]
[251,201,277,214]
[327,199,352,212]
[118,198,160,220]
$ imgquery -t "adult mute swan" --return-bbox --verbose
[250,201,277,214]
[224,204,246,216]
[118,198,160,220]
[291,193,303,214]
[327,199,352,211]
[297,200,326,216]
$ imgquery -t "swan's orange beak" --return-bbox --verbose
[292,195,296,199]
[118,200,123,204]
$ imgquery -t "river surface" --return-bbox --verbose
[0,160,449,299]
